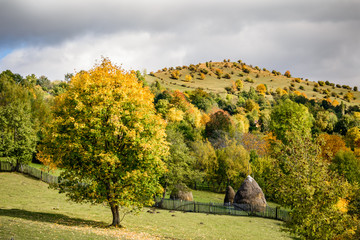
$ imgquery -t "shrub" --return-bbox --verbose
[299,86,305,90]
[223,73,231,79]
[284,70,291,78]
[318,81,325,86]
[325,81,330,85]
[342,85,351,90]
[214,68,223,79]
[234,79,244,91]
[189,64,197,72]
[184,75,192,82]
[149,71,155,77]
[354,86,358,91]
[336,84,341,88]
[314,83,319,87]
[256,84,267,95]
[170,70,180,80]
[295,78,301,83]
[344,92,354,102]
[200,68,208,74]
[244,77,254,83]
[242,66,250,74]
[272,70,281,76]
[200,73,205,80]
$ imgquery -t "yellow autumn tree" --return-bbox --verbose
[256,84,267,95]
[170,70,180,79]
[184,74,192,82]
[39,58,169,227]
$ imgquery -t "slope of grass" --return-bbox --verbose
[146,61,360,106]
[0,172,294,240]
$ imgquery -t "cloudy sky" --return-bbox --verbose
[0,0,359,86]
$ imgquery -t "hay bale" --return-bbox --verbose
[170,184,193,201]
[224,185,235,206]
[233,176,267,212]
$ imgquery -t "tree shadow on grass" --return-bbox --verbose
[0,208,108,228]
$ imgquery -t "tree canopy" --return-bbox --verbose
[40,59,169,227]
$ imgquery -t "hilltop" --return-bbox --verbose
[145,59,360,106]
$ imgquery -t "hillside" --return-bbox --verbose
[145,60,360,106]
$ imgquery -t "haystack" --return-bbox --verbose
[233,176,267,212]
[224,186,235,206]
[170,184,193,201]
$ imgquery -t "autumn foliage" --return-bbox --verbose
[40,58,169,227]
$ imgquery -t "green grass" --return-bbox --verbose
[0,172,294,239]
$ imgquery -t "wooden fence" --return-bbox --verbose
[154,198,290,222]
[0,161,59,184]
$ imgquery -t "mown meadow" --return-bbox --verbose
[0,172,293,240]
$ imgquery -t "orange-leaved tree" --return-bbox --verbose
[39,58,168,227]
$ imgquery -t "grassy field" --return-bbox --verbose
[145,61,360,106]
[0,172,294,239]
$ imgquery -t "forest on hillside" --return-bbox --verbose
[1,60,360,239]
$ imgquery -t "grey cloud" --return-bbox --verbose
[0,0,359,86]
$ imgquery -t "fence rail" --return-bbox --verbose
[154,198,290,222]
[0,161,59,184]
[1,161,290,222]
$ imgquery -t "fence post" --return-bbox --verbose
[276,206,279,220]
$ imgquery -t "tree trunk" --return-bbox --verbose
[110,204,121,227]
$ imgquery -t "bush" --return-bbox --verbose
[344,92,354,102]
[342,85,351,90]
[245,77,254,83]
[214,68,223,79]
[200,73,205,80]
[284,70,291,78]
[170,70,180,80]
[354,86,358,91]
[184,75,192,82]
[242,66,250,74]
[318,81,325,86]
[223,73,231,79]
[189,64,197,72]
[272,70,281,76]
[200,68,208,74]
[299,86,305,90]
